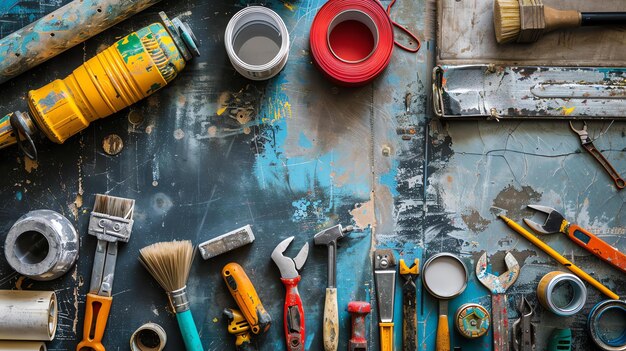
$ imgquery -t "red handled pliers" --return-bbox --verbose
[271,237,309,351]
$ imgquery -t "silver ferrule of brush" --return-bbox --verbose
[167,286,190,313]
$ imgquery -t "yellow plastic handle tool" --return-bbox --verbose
[499,215,620,300]
[436,315,450,351]
[76,293,113,351]
[379,322,393,351]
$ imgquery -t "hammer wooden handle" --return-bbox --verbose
[322,288,339,351]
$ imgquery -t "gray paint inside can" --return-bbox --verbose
[233,22,282,66]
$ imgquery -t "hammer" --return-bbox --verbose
[348,301,371,351]
[314,224,354,351]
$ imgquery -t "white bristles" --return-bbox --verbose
[494,0,521,43]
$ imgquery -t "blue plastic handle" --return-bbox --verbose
[176,309,204,351]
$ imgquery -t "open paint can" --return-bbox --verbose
[225,6,290,80]
[422,253,468,350]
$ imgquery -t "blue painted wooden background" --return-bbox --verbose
[0,0,625,350]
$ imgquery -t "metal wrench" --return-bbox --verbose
[570,121,625,190]
[476,252,520,351]
[271,237,309,351]
[524,204,626,274]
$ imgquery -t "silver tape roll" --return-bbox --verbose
[588,300,626,351]
[130,323,167,351]
[0,290,57,341]
[0,341,46,351]
[4,210,79,281]
[537,271,587,316]
[225,6,290,80]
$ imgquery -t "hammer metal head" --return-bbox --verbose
[313,224,353,245]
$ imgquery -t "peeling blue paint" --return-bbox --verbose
[298,131,312,149]
[15,191,22,201]
[380,158,400,197]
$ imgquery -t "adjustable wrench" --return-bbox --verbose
[271,237,309,351]
[476,252,520,351]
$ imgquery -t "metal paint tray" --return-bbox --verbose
[433,65,626,120]
[435,0,626,119]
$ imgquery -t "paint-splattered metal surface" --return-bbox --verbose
[0,1,625,351]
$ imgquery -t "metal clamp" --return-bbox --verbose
[537,271,587,316]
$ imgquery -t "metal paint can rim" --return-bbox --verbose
[588,300,626,351]
[537,271,587,317]
[326,9,380,64]
[224,6,290,80]
[421,252,468,299]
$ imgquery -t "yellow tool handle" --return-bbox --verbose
[323,288,339,351]
[76,293,113,351]
[499,215,619,300]
[222,263,271,334]
[436,315,450,351]
[379,322,393,351]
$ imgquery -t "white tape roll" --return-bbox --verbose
[130,323,167,351]
[225,6,289,80]
[0,341,46,351]
[0,290,57,341]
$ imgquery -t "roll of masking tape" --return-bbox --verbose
[537,271,587,316]
[588,300,626,351]
[224,6,289,80]
[0,341,46,351]
[130,323,167,351]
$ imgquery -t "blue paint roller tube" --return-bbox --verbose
[0,0,162,85]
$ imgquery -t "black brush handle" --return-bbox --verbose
[581,12,626,26]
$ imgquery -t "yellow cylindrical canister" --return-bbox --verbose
[0,13,197,157]
[28,23,186,144]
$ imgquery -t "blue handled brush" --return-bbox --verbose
[139,240,204,351]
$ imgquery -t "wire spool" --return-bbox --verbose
[0,341,46,351]
[225,6,290,80]
[588,300,626,351]
[0,290,57,341]
[4,210,79,281]
[310,0,394,86]
[455,303,490,338]
[130,323,167,351]
[537,271,587,316]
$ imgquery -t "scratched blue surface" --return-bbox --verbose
[0,0,625,350]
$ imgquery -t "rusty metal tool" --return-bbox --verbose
[475,252,520,351]
[570,121,625,190]
[399,259,419,351]
[348,301,371,351]
[222,262,271,335]
[271,237,309,351]
[313,224,354,351]
[512,296,536,351]
[374,249,397,351]
[525,204,626,274]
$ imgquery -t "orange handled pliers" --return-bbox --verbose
[525,204,626,274]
